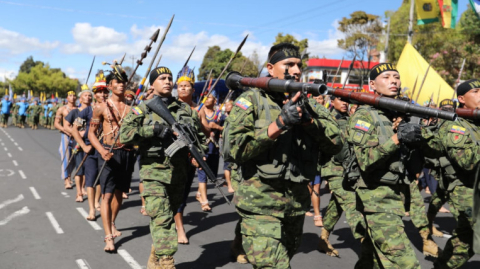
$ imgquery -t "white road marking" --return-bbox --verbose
[18,147,23,151]
[75,259,91,269]
[45,212,64,234]
[0,194,24,210]
[117,249,143,269]
[76,208,102,230]
[0,206,30,225]
[7,152,12,158]
[10,138,14,142]
[29,187,41,199]
[4,147,7,151]
[12,160,18,166]
[61,192,70,198]
[18,170,26,179]
[13,142,18,146]
[1,143,4,146]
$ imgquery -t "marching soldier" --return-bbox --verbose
[318,96,366,258]
[344,63,435,268]
[224,43,342,268]
[1,96,12,128]
[120,66,206,268]
[423,79,480,268]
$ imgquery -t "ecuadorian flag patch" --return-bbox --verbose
[355,120,371,132]
[450,125,465,135]
[235,98,252,110]
[132,107,142,115]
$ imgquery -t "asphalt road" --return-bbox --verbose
[0,126,479,269]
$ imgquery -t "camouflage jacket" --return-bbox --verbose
[422,117,480,188]
[119,97,205,185]
[226,88,342,217]
[321,109,349,184]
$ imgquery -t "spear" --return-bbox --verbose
[141,54,163,96]
[414,63,431,104]
[197,35,249,111]
[332,57,344,86]
[451,58,466,100]
[436,85,441,106]
[84,56,96,87]
[197,70,213,103]
[239,58,248,73]
[342,55,356,90]
[127,28,160,86]
[136,15,175,97]
[119,53,127,65]
[426,92,434,107]
[410,75,419,103]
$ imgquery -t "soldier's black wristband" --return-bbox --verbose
[276,117,289,131]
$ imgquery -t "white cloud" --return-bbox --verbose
[63,23,129,55]
[0,27,59,55]
[305,20,344,57]
[0,68,17,81]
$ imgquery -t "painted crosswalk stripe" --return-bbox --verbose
[75,259,91,269]
[45,212,64,234]
[13,142,18,146]
[118,249,142,269]
[12,160,18,166]
[4,147,7,151]
[18,170,26,179]
[29,187,41,199]
[18,147,23,151]
[76,207,102,230]
[0,206,30,225]
[7,152,12,158]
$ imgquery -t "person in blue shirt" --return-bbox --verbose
[1,96,13,128]
[17,98,29,128]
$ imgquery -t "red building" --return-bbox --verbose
[302,58,379,92]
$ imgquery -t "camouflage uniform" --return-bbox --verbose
[345,105,423,268]
[226,89,342,268]
[321,109,366,240]
[119,96,205,260]
[423,117,479,268]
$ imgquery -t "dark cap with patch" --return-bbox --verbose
[369,63,398,80]
[439,99,454,108]
[149,66,173,85]
[456,79,480,96]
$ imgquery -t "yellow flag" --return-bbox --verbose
[416,0,440,25]
[438,0,458,28]
[5,88,7,96]
[55,92,58,98]
[397,43,454,105]
[13,93,17,100]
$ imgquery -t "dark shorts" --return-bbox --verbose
[84,150,98,188]
[197,153,220,183]
[97,148,135,194]
[74,151,85,176]
[310,175,321,186]
[223,161,231,171]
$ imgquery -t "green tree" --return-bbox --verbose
[337,11,383,87]
[19,56,44,74]
[11,63,78,97]
[197,46,258,81]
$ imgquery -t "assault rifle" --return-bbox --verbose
[145,96,231,205]
[225,72,457,121]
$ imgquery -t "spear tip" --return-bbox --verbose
[151,29,161,42]
[235,34,249,54]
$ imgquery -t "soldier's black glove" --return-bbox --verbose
[397,121,423,145]
[278,100,302,129]
[153,122,173,139]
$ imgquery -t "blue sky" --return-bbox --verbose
[0,0,469,86]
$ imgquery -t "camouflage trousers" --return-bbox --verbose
[142,180,184,257]
[356,186,421,269]
[322,176,366,240]
[404,181,429,234]
[435,185,474,269]
[428,186,458,219]
[1,114,9,125]
[237,209,304,269]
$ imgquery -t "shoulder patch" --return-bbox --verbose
[235,97,252,110]
[132,107,142,115]
[352,131,364,143]
[450,125,465,135]
[354,120,371,132]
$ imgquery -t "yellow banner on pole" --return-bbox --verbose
[416,0,440,25]
[397,42,454,106]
